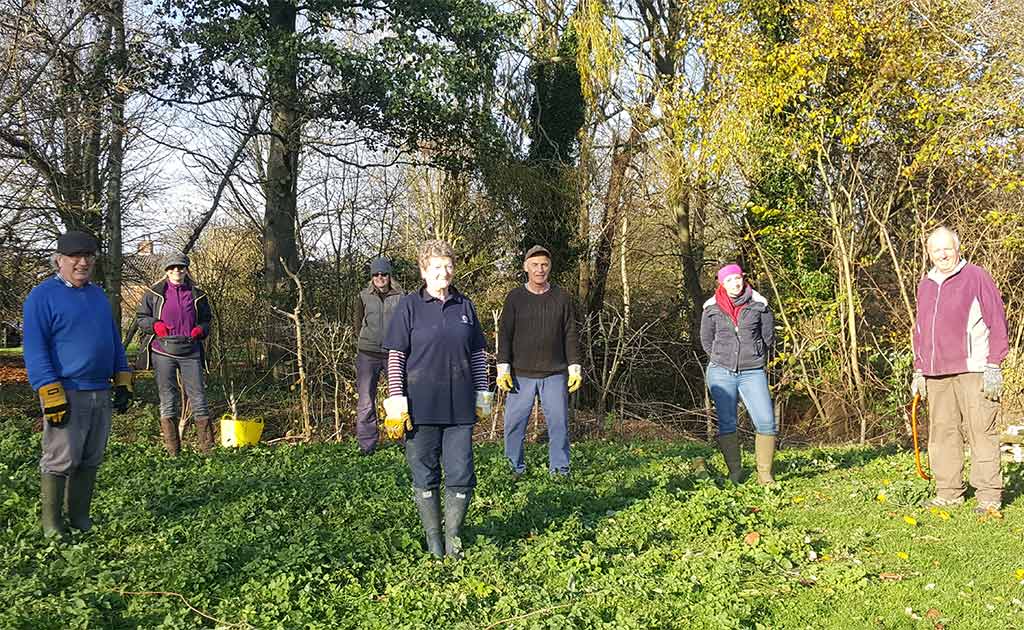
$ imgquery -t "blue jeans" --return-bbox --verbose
[503,373,570,474]
[706,363,776,436]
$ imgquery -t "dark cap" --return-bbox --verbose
[56,230,98,255]
[524,245,551,260]
[163,251,190,270]
[370,257,392,275]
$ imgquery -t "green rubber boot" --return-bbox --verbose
[65,466,98,531]
[41,473,68,538]
[444,487,473,560]
[412,487,445,559]
[717,433,743,483]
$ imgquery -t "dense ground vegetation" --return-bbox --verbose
[2,407,1022,628]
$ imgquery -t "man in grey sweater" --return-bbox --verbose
[353,257,404,454]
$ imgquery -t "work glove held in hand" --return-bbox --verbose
[112,371,134,414]
[153,321,170,337]
[190,326,204,339]
[38,382,69,426]
[383,396,412,439]
[982,366,1002,401]
[475,391,494,420]
[496,364,513,393]
[911,371,927,401]
[567,364,582,393]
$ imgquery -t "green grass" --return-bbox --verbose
[1,417,1021,629]
[0,346,22,355]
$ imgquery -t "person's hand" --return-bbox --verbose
[383,396,412,439]
[190,326,204,339]
[112,371,134,414]
[475,391,494,420]
[38,382,69,426]
[496,364,513,393]
[982,365,1003,401]
[153,321,170,337]
[911,370,927,401]
[567,364,582,393]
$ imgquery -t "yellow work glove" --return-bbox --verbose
[38,382,69,426]
[567,364,582,393]
[383,396,412,439]
[496,364,513,393]
[475,391,494,420]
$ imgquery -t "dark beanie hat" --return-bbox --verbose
[163,251,190,270]
[370,257,392,275]
[56,230,98,255]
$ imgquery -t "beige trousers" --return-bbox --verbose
[926,373,1002,504]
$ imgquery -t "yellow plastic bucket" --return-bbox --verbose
[219,415,264,447]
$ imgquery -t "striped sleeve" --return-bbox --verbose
[387,350,407,396]
[471,349,488,392]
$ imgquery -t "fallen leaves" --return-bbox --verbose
[743,531,761,546]
[903,515,918,527]
[880,573,904,582]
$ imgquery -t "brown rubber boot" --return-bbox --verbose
[159,417,181,456]
[194,416,215,454]
[717,433,743,483]
[754,433,776,485]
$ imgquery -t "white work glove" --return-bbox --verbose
[475,391,494,420]
[911,370,926,401]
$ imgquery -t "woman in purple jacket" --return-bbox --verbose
[135,252,214,455]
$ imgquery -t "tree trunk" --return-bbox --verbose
[587,126,640,316]
[104,0,126,331]
[672,181,704,347]
[263,0,301,371]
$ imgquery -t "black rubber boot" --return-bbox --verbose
[65,466,97,532]
[412,487,445,558]
[40,473,68,538]
[444,487,473,560]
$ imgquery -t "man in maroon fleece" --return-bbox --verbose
[912,226,1007,514]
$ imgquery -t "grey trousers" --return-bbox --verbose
[152,353,210,418]
[40,388,111,476]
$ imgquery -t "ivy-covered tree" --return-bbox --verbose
[153,0,513,366]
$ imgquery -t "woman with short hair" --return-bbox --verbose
[135,252,213,455]
[701,263,777,484]
[382,239,492,559]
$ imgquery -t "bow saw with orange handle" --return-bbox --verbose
[911,393,930,481]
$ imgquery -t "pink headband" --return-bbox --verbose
[717,264,743,284]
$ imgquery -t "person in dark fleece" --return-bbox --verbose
[135,251,213,455]
[382,239,492,559]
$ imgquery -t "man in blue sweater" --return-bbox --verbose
[23,230,133,537]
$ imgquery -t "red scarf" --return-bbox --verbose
[715,283,749,325]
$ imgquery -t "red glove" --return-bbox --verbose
[153,321,170,337]
[190,326,204,339]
